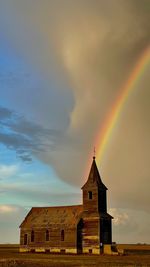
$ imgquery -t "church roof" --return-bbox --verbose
[20,205,83,228]
[82,157,108,190]
[82,211,113,219]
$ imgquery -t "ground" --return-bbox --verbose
[0,245,150,267]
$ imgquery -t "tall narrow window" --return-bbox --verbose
[61,230,64,241]
[24,234,28,245]
[31,230,34,242]
[88,191,92,199]
[46,230,49,241]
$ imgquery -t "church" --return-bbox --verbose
[20,156,113,254]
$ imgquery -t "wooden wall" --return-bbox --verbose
[20,226,77,253]
[82,215,100,254]
[83,187,99,213]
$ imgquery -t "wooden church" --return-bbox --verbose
[20,157,113,254]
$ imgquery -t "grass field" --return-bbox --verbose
[0,245,150,267]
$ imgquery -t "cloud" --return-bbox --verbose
[0,205,28,243]
[0,205,19,213]
[109,207,138,242]
[18,154,32,163]
[0,182,81,207]
[109,208,129,226]
[0,106,12,120]
[0,1,149,177]
[0,105,61,162]
[0,164,18,179]
[110,208,150,243]
[0,1,150,219]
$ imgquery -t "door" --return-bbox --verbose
[77,219,83,254]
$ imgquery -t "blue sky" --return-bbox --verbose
[0,9,79,242]
[0,0,150,244]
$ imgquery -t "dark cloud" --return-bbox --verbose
[17,154,32,163]
[0,106,61,162]
[0,106,12,120]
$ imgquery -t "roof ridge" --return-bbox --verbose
[32,204,82,209]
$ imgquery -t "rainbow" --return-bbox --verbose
[94,46,150,165]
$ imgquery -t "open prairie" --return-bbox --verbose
[0,245,150,267]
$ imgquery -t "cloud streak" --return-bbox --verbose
[0,164,18,180]
[0,105,61,162]
[0,205,19,213]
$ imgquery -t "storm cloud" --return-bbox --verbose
[0,106,61,161]
[0,0,150,242]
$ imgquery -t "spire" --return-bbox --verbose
[93,146,96,160]
[82,157,107,190]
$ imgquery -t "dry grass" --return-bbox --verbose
[0,245,150,267]
[117,244,150,251]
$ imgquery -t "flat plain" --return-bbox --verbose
[0,245,150,267]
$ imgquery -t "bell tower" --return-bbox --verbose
[81,156,113,251]
[81,156,108,214]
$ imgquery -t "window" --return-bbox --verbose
[61,230,64,241]
[31,230,34,242]
[46,230,49,241]
[88,191,92,199]
[24,234,28,245]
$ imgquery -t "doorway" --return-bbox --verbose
[77,219,83,254]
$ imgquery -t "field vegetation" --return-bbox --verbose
[0,244,150,267]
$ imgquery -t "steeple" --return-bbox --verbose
[82,157,108,213]
[82,157,107,190]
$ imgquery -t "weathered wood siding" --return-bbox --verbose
[83,187,99,213]
[20,226,77,252]
[82,216,100,254]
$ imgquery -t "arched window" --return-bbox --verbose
[24,234,28,245]
[46,230,49,241]
[31,230,34,242]
[61,230,64,241]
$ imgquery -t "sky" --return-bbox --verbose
[0,0,150,244]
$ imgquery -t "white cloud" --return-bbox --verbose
[109,208,129,226]
[0,164,18,179]
[0,205,19,213]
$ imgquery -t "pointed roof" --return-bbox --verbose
[82,157,108,190]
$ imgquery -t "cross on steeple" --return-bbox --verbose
[93,147,96,159]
